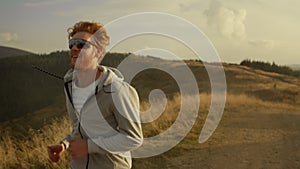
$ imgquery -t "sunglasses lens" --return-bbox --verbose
[68,42,74,49]
[77,41,85,49]
[68,40,74,49]
[69,39,90,49]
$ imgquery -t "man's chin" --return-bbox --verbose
[70,62,80,69]
[70,63,75,69]
[73,65,84,71]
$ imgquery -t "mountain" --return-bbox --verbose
[0,45,33,59]
[0,51,129,122]
[1,48,300,169]
[0,49,299,124]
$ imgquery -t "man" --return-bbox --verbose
[47,21,143,169]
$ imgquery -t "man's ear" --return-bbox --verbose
[96,48,104,63]
[95,48,103,58]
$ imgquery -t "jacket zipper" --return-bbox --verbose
[65,77,104,169]
[65,80,91,169]
[78,106,89,169]
[78,122,89,169]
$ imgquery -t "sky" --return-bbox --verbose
[0,0,299,65]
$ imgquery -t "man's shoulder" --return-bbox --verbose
[102,67,137,95]
[63,69,74,82]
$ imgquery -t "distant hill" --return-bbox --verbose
[240,59,300,78]
[0,51,69,122]
[0,46,33,59]
[288,64,300,71]
[0,49,300,124]
[0,51,129,122]
[1,49,300,169]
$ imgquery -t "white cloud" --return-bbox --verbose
[178,2,196,12]
[204,0,247,40]
[248,39,274,49]
[24,0,72,7]
[0,32,18,42]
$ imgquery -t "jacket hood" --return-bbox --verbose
[64,66,125,94]
[64,66,124,84]
[102,67,124,86]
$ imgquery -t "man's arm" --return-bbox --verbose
[87,85,143,154]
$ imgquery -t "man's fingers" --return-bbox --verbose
[68,147,75,156]
[68,147,78,158]
[71,153,80,159]
[47,147,55,156]
[47,145,61,163]
[50,156,60,163]
[49,152,60,162]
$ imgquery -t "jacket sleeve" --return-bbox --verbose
[87,84,143,154]
[60,118,78,149]
[60,86,78,149]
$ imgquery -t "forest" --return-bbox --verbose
[0,51,129,122]
[240,59,300,78]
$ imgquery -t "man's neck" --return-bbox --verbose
[75,68,102,88]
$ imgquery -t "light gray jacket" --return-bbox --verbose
[61,66,143,169]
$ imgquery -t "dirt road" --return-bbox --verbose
[154,107,300,169]
[134,107,300,169]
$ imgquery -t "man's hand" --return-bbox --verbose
[68,138,88,158]
[47,144,64,163]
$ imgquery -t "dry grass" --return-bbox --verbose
[0,93,298,168]
[198,92,299,111]
[0,117,71,169]
[224,93,299,110]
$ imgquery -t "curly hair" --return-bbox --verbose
[67,21,110,54]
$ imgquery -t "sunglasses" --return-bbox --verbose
[68,38,97,49]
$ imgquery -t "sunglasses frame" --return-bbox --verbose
[68,38,98,50]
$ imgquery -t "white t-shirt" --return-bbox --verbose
[72,67,107,113]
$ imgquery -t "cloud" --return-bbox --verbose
[204,0,247,40]
[0,32,18,42]
[24,0,72,7]
[178,3,195,12]
[248,39,274,49]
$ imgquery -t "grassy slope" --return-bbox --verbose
[0,46,33,59]
[132,59,300,168]
[1,59,300,168]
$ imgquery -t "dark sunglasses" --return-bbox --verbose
[68,38,97,49]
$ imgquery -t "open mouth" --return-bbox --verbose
[72,54,78,58]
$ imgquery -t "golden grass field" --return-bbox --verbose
[1,61,300,169]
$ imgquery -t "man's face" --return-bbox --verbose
[69,32,101,70]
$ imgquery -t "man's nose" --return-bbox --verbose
[70,44,80,50]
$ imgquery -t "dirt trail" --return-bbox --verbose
[167,107,300,169]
